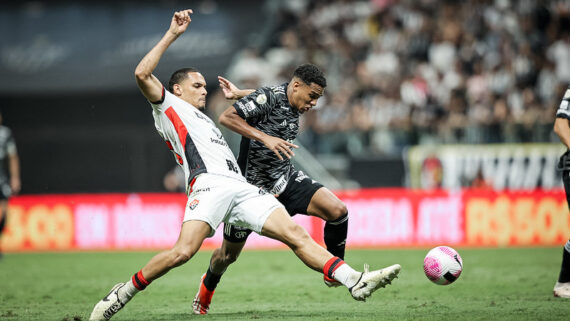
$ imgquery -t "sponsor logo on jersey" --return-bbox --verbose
[194,111,213,124]
[210,137,228,146]
[280,120,287,126]
[246,101,257,112]
[190,187,210,195]
[189,199,200,210]
[269,175,288,196]
[256,94,267,105]
[212,128,223,139]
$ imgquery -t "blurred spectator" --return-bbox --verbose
[217,0,570,157]
[0,112,20,258]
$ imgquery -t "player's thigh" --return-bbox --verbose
[183,175,235,237]
[220,236,246,261]
[222,223,250,254]
[173,220,212,256]
[230,184,283,234]
[260,207,311,247]
[306,187,347,221]
[277,171,323,216]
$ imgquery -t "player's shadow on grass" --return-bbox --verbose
[193,310,377,320]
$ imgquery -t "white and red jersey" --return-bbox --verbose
[151,88,245,193]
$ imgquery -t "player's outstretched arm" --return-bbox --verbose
[554,117,570,149]
[135,9,194,102]
[219,107,298,160]
[218,76,254,100]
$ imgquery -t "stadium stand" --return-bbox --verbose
[222,0,570,156]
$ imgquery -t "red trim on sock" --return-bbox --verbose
[323,257,345,279]
[132,270,150,290]
[131,274,142,290]
[137,270,150,286]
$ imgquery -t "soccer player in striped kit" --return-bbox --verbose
[0,112,20,258]
[88,9,400,321]
[192,64,352,314]
[553,85,570,298]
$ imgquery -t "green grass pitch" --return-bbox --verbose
[2,248,570,320]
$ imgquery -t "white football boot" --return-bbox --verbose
[89,283,130,320]
[350,264,401,301]
[553,282,570,298]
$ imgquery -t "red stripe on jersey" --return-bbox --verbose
[188,177,197,194]
[165,107,188,149]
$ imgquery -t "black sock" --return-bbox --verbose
[324,214,348,260]
[0,213,6,233]
[0,214,5,253]
[203,266,223,291]
[559,240,570,283]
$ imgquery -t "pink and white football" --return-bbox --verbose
[423,246,463,285]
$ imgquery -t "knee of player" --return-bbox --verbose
[327,202,348,221]
[171,248,194,265]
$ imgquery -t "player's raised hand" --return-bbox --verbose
[262,136,299,160]
[218,76,241,100]
[169,9,193,36]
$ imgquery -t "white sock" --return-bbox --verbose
[333,264,362,289]
[117,279,139,302]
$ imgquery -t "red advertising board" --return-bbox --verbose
[2,189,568,252]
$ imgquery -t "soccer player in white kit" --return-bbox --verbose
[88,9,401,320]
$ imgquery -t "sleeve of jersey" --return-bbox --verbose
[6,129,17,156]
[556,87,570,119]
[149,87,168,112]
[232,88,274,120]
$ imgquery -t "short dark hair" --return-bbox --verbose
[168,67,201,92]
[293,64,326,88]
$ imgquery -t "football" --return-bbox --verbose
[423,246,463,285]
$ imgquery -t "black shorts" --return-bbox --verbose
[223,171,323,243]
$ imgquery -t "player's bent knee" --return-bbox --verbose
[327,202,348,221]
[169,248,195,266]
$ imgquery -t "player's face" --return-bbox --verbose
[179,72,207,110]
[291,81,324,113]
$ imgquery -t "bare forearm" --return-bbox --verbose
[135,31,178,79]
[220,110,268,143]
[235,89,255,100]
[554,118,570,149]
[9,154,19,181]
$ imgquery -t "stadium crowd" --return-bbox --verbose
[216,0,570,156]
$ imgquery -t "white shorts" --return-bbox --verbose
[183,173,284,237]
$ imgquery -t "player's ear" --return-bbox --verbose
[173,84,182,96]
[292,80,302,92]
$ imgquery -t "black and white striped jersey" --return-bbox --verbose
[556,86,570,120]
[0,125,16,186]
[233,83,300,194]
